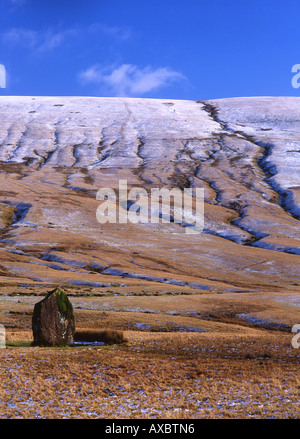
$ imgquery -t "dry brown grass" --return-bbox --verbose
[0,331,299,419]
[0,289,299,419]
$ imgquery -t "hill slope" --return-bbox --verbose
[0,96,299,294]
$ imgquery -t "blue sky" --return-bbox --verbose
[1,0,300,100]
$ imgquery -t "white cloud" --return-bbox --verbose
[2,27,70,53]
[3,28,37,47]
[36,30,67,52]
[79,64,186,96]
[2,23,131,54]
[88,23,131,41]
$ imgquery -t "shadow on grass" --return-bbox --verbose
[6,329,127,348]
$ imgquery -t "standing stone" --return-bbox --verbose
[32,287,75,346]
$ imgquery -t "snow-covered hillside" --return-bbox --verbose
[0,96,299,293]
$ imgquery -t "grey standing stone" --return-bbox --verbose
[32,287,75,346]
